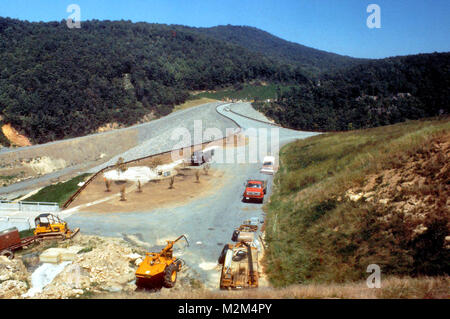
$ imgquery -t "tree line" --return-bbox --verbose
[254,53,450,131]
[0,18,305,144]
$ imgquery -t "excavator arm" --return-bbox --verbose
[160,235,189,256]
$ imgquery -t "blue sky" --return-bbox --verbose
[0,0,449,58]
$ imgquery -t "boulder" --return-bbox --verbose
[40,246,83,263]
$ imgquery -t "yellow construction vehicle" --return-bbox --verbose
[218,220,260,290]
[218,241,259,290]
[135,235,189,288]
[33,213,80,240]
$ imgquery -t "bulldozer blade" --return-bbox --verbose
[66,228,80,239]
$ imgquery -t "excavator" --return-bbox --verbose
[135,235,189,288]
[33,213,80,240]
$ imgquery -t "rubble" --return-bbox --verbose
[32,236,138,299]
[0,256,30,299]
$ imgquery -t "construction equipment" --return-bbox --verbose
[135,235,189,288]
[218,242,259,290]
[231,220,258,243]
[218,221,260,290]
[33,213,80,240]
[0,227,36,260]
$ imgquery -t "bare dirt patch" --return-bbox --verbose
[66,132,247,212]
[74,167,228,213]
[346,132,450,238]
[1,123,32,147]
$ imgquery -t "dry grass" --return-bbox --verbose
[171,98,219,113]
[96,276,449,299]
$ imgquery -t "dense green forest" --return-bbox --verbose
[193,25,367,76]
[0,18,306,143]
[0,18,448,144]
[255,53,450,131]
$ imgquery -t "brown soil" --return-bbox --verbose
[1,123,32,147]
[73,167,228,213]
[66,132,247,211]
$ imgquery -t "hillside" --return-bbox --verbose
[0,18,448,145]
[255,52,450,131]
[193,25,366,76]
[263,118,449,286]
[0,18,306,144]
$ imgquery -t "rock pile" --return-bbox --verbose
[32,236,142,299]
[0,256,30,299]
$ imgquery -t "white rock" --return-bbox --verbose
[134,258,143,266]
[126,253,142,261]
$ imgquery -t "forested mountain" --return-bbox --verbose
[193,25,367,76]
[0,18,306,143]
[0,17,448,145]
[255,52,450,131]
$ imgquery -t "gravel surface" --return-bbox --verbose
[88,102,238,172]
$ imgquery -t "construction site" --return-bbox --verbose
[0,102,290,298]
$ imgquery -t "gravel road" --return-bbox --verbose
[65,102,318,288]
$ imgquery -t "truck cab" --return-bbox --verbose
[243,180,267,203]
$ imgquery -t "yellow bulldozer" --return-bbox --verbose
[135,235,189,288]
[33,213,80,240]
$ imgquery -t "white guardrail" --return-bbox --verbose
[0,200,60,213]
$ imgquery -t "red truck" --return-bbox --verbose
[243,180,267,203]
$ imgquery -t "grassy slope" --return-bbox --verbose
[171,98,219,113]
[263,117,450,287]
[26,173,91,207]
[191,84,294,101]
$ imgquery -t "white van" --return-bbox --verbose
[260,156,275,175]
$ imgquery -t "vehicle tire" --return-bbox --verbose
[231,230,239,242]
[174,259,183,271]
[162,263,178,288]
[0,249,14,260]
[218,244,229,264]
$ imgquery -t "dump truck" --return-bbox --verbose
[135,235,189,288]
[34,213,80,240]
[0,227,36,259]
[243,179,267,203]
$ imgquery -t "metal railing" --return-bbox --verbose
[0,200,60,212]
